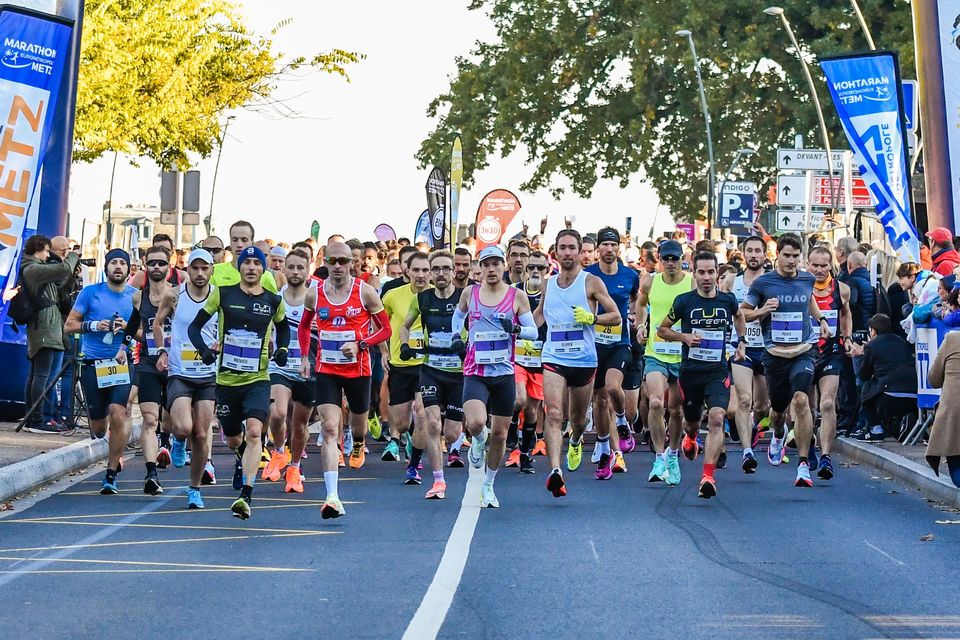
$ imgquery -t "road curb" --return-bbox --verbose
[0,424,141,503]
[834,437,960,508]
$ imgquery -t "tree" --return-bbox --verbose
[75,0,362,168]
[417,0,914,221]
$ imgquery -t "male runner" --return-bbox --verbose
[586,227,639,478]
[453,246,537,507]
[808,245,852,481]
[635,239,692,485]
[299,242,391,518]
[154,249,219,508]
[741,233,831,487]
[399,250,465,499]
[505,238,529,285]
[211,220,278,293]
[579,236,597,268]
[200,235,227,264]
[64,249,139,495]
[453,247,473,289]
[659,252,746,498]
[188,246,290,519]
[535,229,621,498]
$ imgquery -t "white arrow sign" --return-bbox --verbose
[776,174,809,206]
[777,149,848,171]
[776,208,824,233]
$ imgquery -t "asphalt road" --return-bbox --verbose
[0,440,958,640]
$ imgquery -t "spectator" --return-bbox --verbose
[926,330,960,488]
[835,236,859,283]
[885,262,918,339]
[47,236,83,425]
[846,251,877,333]
[926,227,960,276]
[851,314,917,441]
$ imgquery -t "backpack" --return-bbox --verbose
[8,265,56,327]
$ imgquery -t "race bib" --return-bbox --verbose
[427,333,460,369]
[594,323,623,345]
[744,321,764,348]
[320,330,358,365]
[549,324,585,354]
[221,332,264,372]
[515,339,543,368]
[95,358,130,389]
[180,347,216,376]
[771,311,804,344]
[144,332,172,356]
[820,310,838,337]
[408,330,425,350]
[474,330,510,365]
[689,329,725,363]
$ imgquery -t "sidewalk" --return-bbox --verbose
[0,421,90,469]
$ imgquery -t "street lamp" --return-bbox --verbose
[849,0,876,50]
[676,29,717,236]
[763,7,839,217]
[717,148,757,226]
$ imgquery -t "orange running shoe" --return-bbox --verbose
[681,434,700,461]
[505,449,521,468]
[698,474,717,499]
[262,450,286,482]
[612,451,627,473]
[284,466,304,493]
[349,441,366,469]
[531,439,547,456]
[425,480,447,499]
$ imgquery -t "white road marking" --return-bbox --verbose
[863,540,906,566]
[588,539,600,563]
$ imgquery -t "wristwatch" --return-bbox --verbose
[818,317,829,325]
[738,336,747,345]
[358,340,369,351]
[156,348,167,357]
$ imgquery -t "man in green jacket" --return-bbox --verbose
[21,234,80,433]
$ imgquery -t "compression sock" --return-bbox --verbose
[239,485,253,501]
[145,461,157,475]
[433,470,444,484]
[597,435,611,455]
[105,467,118,483]
[521,421,537,454]
[799,456,809,465]
[410,447,424,469]
[159,432,171,448]
[323,471,339,497]
[703,463,716,477]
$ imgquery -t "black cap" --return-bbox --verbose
[658,240,683,259]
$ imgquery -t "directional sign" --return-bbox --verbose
[809,175,874,208]
[777,149,848,172]
[776,174,810,206]
[776,208,824,233]
[718,182,756,227]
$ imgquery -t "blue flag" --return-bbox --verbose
[414,209,432,245]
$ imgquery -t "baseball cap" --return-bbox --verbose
[658,239,683,259]
[270,246,288,258]
[623,246,640,264]
[477,245,505,263]
[926,227,953,244]
[187,248,214,265]
[238,245,266,267]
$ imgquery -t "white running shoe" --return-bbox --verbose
[590,440,602,464]
[480,483,499,508]
[468,431,486,469]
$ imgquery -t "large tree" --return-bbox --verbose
[75,0,361,168]
[417,0,914,220]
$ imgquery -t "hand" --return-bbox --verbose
[818,320,831,341]
[639,326,648,343]
[272,347,288,368]
[96,319,112,332]
[760,298,779,316]
[734,342,746,362]
[845,340,864,357]
[111,317,126,333]
[115,348,127,366]
[753,221,768,237]
[382,358,390,374]
[450,337,466,356]
[340,341,359,359]
[682,333,701,348]
[572,306,595,326]
[498,317,518,335]
[300,359,312,379]
[200,347,218,366]
[399,343,415,361]
[156,351,168,373]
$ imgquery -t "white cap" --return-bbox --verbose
[624,246,640,264]
[187,248,214,265]
[270,246,288,258]
[477,245,505,263]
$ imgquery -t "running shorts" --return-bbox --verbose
[215,380,270,437]
[388,364,421,406]
[678,370,731,423]
[542,363,596,389]
[516,365,544,401]
[315,374,371,414]
[419,367,464,423]
[166,375,216,411]
[594,344,631,389]
[135,364,167,407]
[761,350,816,413]
[81,360,132,422]
[270,373,317,407]
[463,374,515,417]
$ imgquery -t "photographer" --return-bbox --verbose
[20,234,80,433]
[48,236,85,425]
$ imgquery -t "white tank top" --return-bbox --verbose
[541,270,597,367]
[731,274,764,349]
[269,286,306,380]
[169,283,218,378]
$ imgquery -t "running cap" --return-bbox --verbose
[658,239,683,259]
[624,246,640,264]
[477,245,506,263]
[596,227,620,244]
[269,246,288,258]
[187,248,214,265]
[238,245,267,267]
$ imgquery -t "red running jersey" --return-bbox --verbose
[314,278,372,378]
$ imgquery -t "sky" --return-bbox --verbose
[67,1,670,245]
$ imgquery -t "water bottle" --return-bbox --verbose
[103,312,119,345]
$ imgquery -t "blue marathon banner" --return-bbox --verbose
[414,208,432,245]
[0,8,73,312]
[820,51,921,263]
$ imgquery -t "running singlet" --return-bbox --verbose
[72,283,136,361]
[464,285,518,377]
[202,284,285,386]
[314,278,373,378]
[137,285,171,368]
[813,279,843,355]
[514,282,546,370]
[414,288,464,373]
[585,262,639,346]
[745,270,816,348]
[168,284,217,379]
[731,274,764,349]
[382,283,425,367]
[269,287,308,380]
[666,290,739,373]
[644,273,692,363]
[211,262,278,293]
[541,270,598,368]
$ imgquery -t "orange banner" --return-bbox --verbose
[473,189,521,250]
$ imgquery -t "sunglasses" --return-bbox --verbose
[661,255,681,262]
[201,246,223,255]
[526,265,547,271]
[146,260,169,267]
[325,257,353,266]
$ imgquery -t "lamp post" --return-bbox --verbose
[763,7,839,217]
[849,0,876,50]
[717,148,756,230]
[207,115,235,236]
[676,29,716,236]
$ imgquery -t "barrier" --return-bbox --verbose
[906,317,958,444]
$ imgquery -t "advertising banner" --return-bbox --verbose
[414,209,432,245]
[914,323,959,409]
[819,52,921,263]
[373,223,396,242]
[425,165,446,248]
[938,1,960,230]
[473,189,521,250]
[450,136,462,247]
[310,220,320,242]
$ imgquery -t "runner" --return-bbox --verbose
[64,249,139,495]
[154,249,219,509]
[505,238,529,285]
[453,245,537,507]
[535,229,621,498]
[808,245,852,481]
[187,245,290,519]
[741,233,832,487]
[635,239,692,485]
[452,246,473,289]
[299,241,392,518]
[399,250,465,499]
[585,227,639,477]
[658,252,746,498]
[211,220,279,293]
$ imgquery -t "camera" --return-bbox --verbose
[79,258,97,267]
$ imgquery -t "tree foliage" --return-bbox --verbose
[417,0,914,220]
[75,0,362,168]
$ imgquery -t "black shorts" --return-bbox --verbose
[762,350,816,413]
[731,347,766,376]
[542,363,596,388]
[463,374,515,417]
[315,374,371,414]
[388,364,421,406]
[420,367,464,423]
[135,364,167,407]
[80,361,132,422]
[814,354,844,382]
[270,373,317,407]
[166,375,216,411]
[215,381,271,437]
[678,369,731,423]
[623,344,643,391]
[594,344,631,389]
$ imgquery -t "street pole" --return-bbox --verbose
[208,115,234,237]
[677,30,716,237]
[849,0,877,50]
[106,151,117,248]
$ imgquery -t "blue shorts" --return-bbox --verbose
[643,356,680,385]
[731,347,766,376]
[81,360,132,422]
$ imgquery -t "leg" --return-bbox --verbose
[290,402,313,463]
[241,418,264,486]
[666,383,684,448]
[106,403,130,470]
[268,384,291,451]
[732,364,756,447]
[644,372,668,454]
[318,403,343,497]
[817,375,839,456]
[189,401,214,488]
[542,370,569,470]
[423,405,444,473]
[790,390,814,461]
[139,402,160,465]
[703,407,726,466]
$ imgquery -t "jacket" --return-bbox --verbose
[927,331,960,462]
[846,266,877,333]
[859,333,917,396]
[20,252,79,358]
[931,248,960,277]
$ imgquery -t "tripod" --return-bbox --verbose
[16,338,88,433]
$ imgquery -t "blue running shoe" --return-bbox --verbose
[186,487,205,509]
[382,440,400,461]
[100,476,119,495]
[404,465,422,485]
[232,454,243,490]
[665,453,681,486]
[816,454,834,480]
[171,437,187,468]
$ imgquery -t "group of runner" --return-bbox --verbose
[66,219,853,518]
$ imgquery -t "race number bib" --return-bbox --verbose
[594,323,623,345]
[515,339,543,368]
[744,321,764,348]
[180,347,216,376]
[689,329,725,363]
[221,333,264,372]
[144,333,172,356]
[408,330,425,350]
[95,358,130,389]
[549,324,585,354]
[474,330,510,365]
[820,310,838,337]
[427,333,460,370]
[771,311,804,344]
[652,323,682,356]
[320,330,358,365]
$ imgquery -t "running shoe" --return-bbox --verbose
[595,453,613,480]
[546,470,566,497]
[446,450,464,468]
[403,433,413,461]
[232,454,243,490]
[262,450,286,482]
[665,454,681,486]
[425,480,447,500]
[404,466,422,485]
[368,414,382,440]
[794,462,814,488]
[171,438,187,468]
[648,457,668,483]
[591,440,602,464]
[785,428,797,450]
[566,440,583,472]
[768,435,785,466]
[382,440,400,462]
[505,449,520,468]
[259,446,270,470]
[620,431,636,454]
[531,438,547,456]
[156,446,171,469]
[640,429,651,450]
[284,466,304,493]
[519,453,535,474]
[681,434,700,461]
[321,496,346,519]
[343,430,354,458]
[807,437,819,471]
[349,441,366,469]
[231,496,251,520]
[100,476,119,495]
[717,451,727,470]
[201,460,216,485]
[698,474,717,499]
[144,472,163,496]
[480,483,500,508]
[816,454,834,481]
[186,487,205,509]
[742,451,758,474]
[185,450,192,467]
[612,451,627,473]
[468,434,486,469]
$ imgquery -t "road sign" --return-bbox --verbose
[718,182,756,227]
[776,173,874,208]
[776,174,809,206]
[776,208,823,232]
[777,149,848,171]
